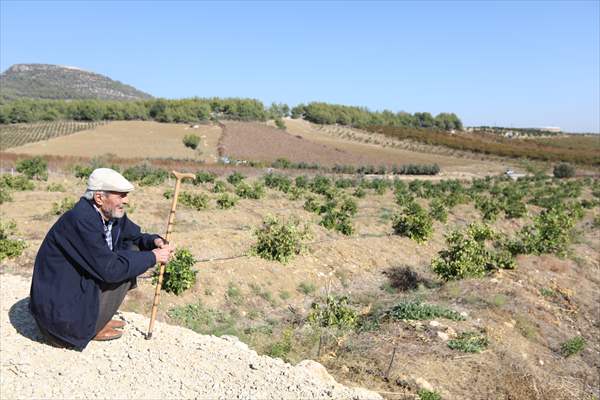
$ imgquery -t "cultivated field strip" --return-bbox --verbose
[0,121,107,150]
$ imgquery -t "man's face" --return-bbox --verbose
[95,191,129,220]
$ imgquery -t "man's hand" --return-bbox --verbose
[152,245,174,265]
[154,237,169,249]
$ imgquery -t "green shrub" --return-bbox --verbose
[227,171,245,185]
[295,175,309,189]
[553,163,575,179]
[163,189,173,199]
[561,336,585,357]
[180,191,209,210]
[183,133,200,149]
[168,302,238,337]
[0,175,35,191]
[509,205,579,256]
[226,282,243,305]
[0,187,12,204]
[297,281,316,295]
[212,180,227,193]
[274,118,286,130]
[216,193,237,209]
[309,175,332,195]
[475,196,502,222]
[448,331,489,353]
[307,295,358,331]
[51,197,76,215]
[264,173,292,193]
[73,164,94,179]
[267,328,293,360]
[123,164,168,186]
[235,181,265,199]
[46,183,66,192]
[16,157,48,180]
[429,198,448,222]
[153,248,197,295]
[352,187,366,198]
[385,299,465,321]
[0,220,27,261]
[251,215,311,263]
[432,223,514,280]
[195,171,216,184]
[418,389,442,400]
[392,202,433,243]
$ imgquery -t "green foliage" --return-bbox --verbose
[163,189,173,199]
[509,205,580,256]
[227,171,245,185]
[46,182,65,192]
[123,164,168,186]
[235,181,265,199]
[352,187,366,198]
[195,171,216,184]
[418,389,442,400]
[432,223,515,280]
[264,173,292,193]
[297,281,316,295]
[1,174,34,191]
[307,295,358,331]
[0,187,11,204]
[384,299,465,321]
[251,215,311,264]
[226,282,243,305]
[168,302,238,337]
[561,336,586,357]
[429,197,448,222]
[180,191,209,210]
[51,197,76,215]
[553,163,575,178]
[295,175,309,189]
[274,118,286,130]
[309,175,332,195]
[212,180,227,193]
[475,196,502,222]
[216,193,237,209]
[392,202,433,243]
[0,220,27,261]
[153,248,197,295]
[73,164,94,179]
[16,157,48,180]
[183,133,200,149]
[267,328,293,359]
[448,332,489,353]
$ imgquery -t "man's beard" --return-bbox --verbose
[103,205,125,219]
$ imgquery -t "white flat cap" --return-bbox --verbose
[87,168,134,192]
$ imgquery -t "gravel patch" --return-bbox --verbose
[1,273,381,399]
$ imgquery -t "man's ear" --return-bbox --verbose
[93,191,104,206]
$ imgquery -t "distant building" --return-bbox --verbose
[542,126,561,133]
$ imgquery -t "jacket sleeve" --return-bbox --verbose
[61,216,156,284]
[121,217,163,251]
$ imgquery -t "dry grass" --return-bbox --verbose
[4,121,222,162]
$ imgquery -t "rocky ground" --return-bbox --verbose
[1,273,381,400]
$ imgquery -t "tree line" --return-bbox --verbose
[0,98,462,132]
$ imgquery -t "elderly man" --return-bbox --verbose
[30,168,173,350]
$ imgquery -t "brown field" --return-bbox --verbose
[225,120,509,175]
[2,171,598,400]
[4,121,222,163]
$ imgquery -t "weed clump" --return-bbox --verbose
[561,336,585,357]
[308,295,358,331]
[553,163,575,178]
[216,193,237,209]
[448,331,489,353]
[251,216,311,263]
[183,133,200,149]
[384,299,465,321]
[123,164,168,186]
[195,171,216,184]
[180,191,209,210]
[51,197,76,215]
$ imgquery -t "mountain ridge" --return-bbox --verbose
[0,63,153,101]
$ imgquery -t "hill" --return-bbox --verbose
[0,64,153,101]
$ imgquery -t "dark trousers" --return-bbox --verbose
[36,279,132,348]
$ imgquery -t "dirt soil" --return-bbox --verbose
[2,172,598,400]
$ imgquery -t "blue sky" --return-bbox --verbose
[1,1,599,132]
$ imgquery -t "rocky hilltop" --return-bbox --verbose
[0,64,153,101]
[1,273,381,399]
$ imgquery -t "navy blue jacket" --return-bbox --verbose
[30,197,160,349]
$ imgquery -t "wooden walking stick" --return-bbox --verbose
[146,170,196,339]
